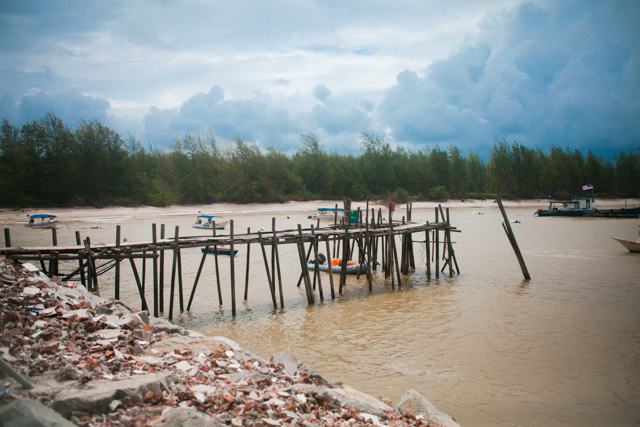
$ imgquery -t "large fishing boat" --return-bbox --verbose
[534,197,640,218]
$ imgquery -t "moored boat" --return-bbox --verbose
[201,247,238,256]
[611,230,640,253]
[193,215,228,230]
[24,214,58,229]
[534,196,640,218]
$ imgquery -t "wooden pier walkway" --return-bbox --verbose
[1,204,461,319]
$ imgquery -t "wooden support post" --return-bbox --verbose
[311,226,324,301]
[159,224,165,313]
[273,218,284,308]
[187,245,208,311]
[435,208,440,278]
[141,253,146,302]
[258,230,277,309]
[114,226,121,299]
[496,193,531,280]
[129,256,149,312]
[391,220,402,287]
[296,224,314,304]
[296,241,313,288]
[84,237,99,295]
[244,227,251,301]
[333,203,338,254]
[76,231,87,289]
[3,228,10,247]
[152,224,158,317]
[212,223,223,305]
[168,226,178,320]
[409,203,415,269]
[50,228,58,276]
[425,222,431,278]
[230,220,236,316]
[388,222,394,287]
[324,235,335,299]
[177,241,184,313]
[339,227,349,292]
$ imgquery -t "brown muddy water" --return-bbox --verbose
[4,205,640,426]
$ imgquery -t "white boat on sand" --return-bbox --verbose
[25,214,58,229]
[193,215,228,230]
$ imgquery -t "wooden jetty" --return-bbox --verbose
[1,203,461,319]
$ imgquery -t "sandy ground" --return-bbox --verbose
[1,198,639,222]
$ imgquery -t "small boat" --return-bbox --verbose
[535,196,640,218]
[201,247,238,256]
[611,230,640,253]
[308,208,345,220]
[193,215,228,230]
[24,214,58,229]
[307,262,368,275]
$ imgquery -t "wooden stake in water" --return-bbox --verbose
[258,230,277,309]
[159,224,165,312]
[244,227,251,301]
[152,223,158,317]
[230,220,236,316]
[496,193,531,280]
[76,231,87,289]
[212,223,222,305]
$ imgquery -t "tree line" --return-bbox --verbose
[1,113,638,207]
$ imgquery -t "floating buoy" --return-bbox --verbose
[91,225,99,229]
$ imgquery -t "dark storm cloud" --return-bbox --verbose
[377,1,640,153]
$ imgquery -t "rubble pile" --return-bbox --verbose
[0,256,460,427]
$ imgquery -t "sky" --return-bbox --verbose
[1,0,639,156]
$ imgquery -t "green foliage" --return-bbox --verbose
[389,187,411,203]
[428,186,448,200]
[1,113,638,207]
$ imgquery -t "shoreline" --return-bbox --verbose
[0,258,460,426]
[2,198,639,223]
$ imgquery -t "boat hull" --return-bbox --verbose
[535,207,640,218]
[201,247,237,256]
[193,221,228,230]
[24,221,58,229]
[611,237,640,253]
[307,262,367,275]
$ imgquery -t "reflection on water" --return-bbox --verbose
[3,207,640,426]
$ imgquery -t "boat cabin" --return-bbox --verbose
[547,197,595,211]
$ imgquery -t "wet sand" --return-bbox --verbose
[2,198,638,223]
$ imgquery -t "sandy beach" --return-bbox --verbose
[1,198,639,223]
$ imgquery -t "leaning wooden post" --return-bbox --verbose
[244,227,251,301]
[129,255,149,312]
[168,226,179,320]
[311,225,324,301]
[496,193,531,280]
[324,235,336,299]
[272,218,284,308]
[296,242,313,288]
[435,208,440,278]
[258,230,277,309]
[230,220,236,316]
[446,208,459,275]
[152,224,158,317]
[212,223,223,305]
[159,224,165,313]
[187,245,209,311]
[297,224,315,304]
[76,231,87,289]
[391,217,402,287]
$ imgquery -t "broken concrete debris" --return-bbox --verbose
[0,257,459,426]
